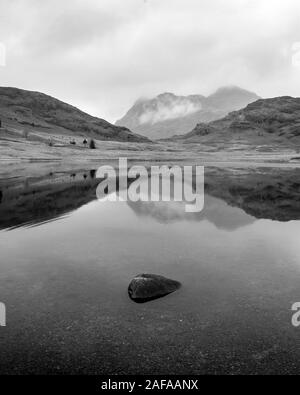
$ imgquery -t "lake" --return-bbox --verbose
[0,164,300,374]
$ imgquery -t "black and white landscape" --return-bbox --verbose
[115,87,260,139]
[0,0,300,377]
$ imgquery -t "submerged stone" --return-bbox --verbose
[128,273,181,303]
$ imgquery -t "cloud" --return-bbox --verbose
[292,42,300,67]
[0,42,5,66]
[139,98,202,124]
[0,0,299,122]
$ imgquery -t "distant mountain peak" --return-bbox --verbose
[209,85,260,98]
[116,86,260,139]
[157,92,176,98]
[213,85,251,93]
[206,86,260,112]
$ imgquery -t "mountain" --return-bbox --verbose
[0,87,149,142]
[115,87,260,140]
[170,96,300,145]
[205,86,261,112]
[2,166,298,231]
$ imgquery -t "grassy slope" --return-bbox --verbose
[168,97,300,148]
[0,87,150,143]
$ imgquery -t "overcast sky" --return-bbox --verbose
[0,0,300,122]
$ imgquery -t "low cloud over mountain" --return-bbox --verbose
[116,87,259,139]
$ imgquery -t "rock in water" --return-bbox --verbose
[128,274,181,303]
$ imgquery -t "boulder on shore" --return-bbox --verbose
[128,273,181,303]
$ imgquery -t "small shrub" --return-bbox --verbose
[89,139,96,149]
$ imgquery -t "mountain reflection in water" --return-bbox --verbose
[1,164,300,375]
[0,166,299,231]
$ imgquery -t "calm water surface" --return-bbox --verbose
[0,165,300,374]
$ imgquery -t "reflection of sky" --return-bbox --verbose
[1,172,300,374]
[1,195,300,374]
[1,198,299,276]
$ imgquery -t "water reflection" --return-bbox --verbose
[0,170,99,230]
[0,165,300,374]
[0,167,299,231]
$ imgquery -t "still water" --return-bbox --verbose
[0,165,300,374]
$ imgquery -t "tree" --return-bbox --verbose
[89,139,96,149]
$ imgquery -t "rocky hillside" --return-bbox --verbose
[170,96,300,146]
[0,87,149,142]
[116,87,259,139]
